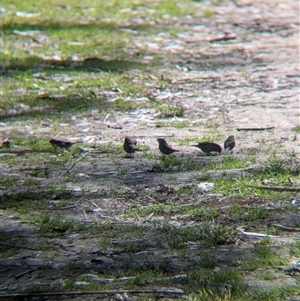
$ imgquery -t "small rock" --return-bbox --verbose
[66,185,82,197]
[213,267,221,273]
[113,294,124,301]
[16,103,30,111]
[292,260,300,269]
[77,173,89,178]
[7,109,17,115]
[74,281,89,287]
[91,208,101,212]
[196,183,214,192]
[91,257,115,265]
[80,274,114,283]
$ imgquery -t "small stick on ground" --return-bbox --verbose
[237,228,276,239]
[247,185,300,192]
[15,267,40,280]
[208,34,236,42]
[0,289,185,299]
[59,152,89,177]
[218,197,227,202]
[3,269,14,282]
[90,201,100,208]
[0,149,55,156]
[83,210,88,220]
[103,114,110,123]
[237,127,275,131]
[50,205,77,210]
[271,224,300,232]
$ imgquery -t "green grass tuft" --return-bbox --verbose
[154,101,184,118]
[291,125,300,133]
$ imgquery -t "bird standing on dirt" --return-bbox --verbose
[123,136,141,156]
[157,138,179,155]
[0,139,10,148]
[49,138,78,149]
[224,135,235,151]
[192,141,222,154]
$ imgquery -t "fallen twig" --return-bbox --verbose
[103,114,110,123]
[83,210,88,220]
[237,228,276,239]
[237,127,275,131]
[15,267,40,280]
[144,212,155,222]
[59,152,89,177]
[89,201,100,208]
[13,29,41,43]
[2,269,14,282]
[0,289,185,299]
[61,205,77,210]
[145,195,158,203]
[271,224,300,232]
[208,34,236,42]
[0,149,55,156]
[247,185,300,192]
[50,205,77,210]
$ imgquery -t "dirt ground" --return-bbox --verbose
[0,0,299,299]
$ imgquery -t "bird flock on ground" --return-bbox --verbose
[49,135,236,157]
[124,135,235,156]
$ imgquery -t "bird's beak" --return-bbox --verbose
[192,144,199,147]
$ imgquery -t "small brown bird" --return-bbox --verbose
[123,136,141,156]
[192,142,222,154]
[49,138,78,149]
[157,138,179,155]
[0,139,10,148]
[224,135,235,151]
